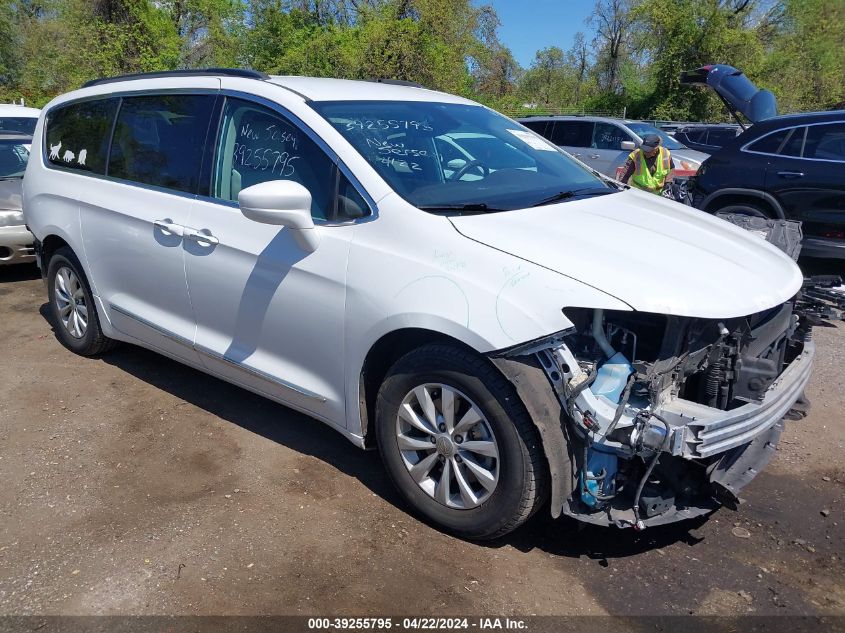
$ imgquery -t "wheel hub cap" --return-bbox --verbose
[54,266,88,339]
[435,435,455,457]
[395,383,500,510]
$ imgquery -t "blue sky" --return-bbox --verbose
[479,0,597,68]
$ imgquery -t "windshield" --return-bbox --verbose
[626,122,687,150]
[311,101,614,212]
[0,140,29,179]
[0,117,37,135]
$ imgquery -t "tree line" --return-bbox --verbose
[1,0,842,121]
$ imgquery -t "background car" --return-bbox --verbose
[0,132,35,265]
[0,103,41,137]
[683,64,845,259]
[674,124,743,153]
[518,115,708,179]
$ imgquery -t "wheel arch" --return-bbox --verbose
[40,233,71,268]
[702,188,785,218]
[357,326,572,516]
[358,327,480,448]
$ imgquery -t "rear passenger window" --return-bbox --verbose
[708,128,738,146]
[747,128,790,154]
[549,121,593,147]
[521,120,549,137]
[45,98,118,174]
[780,127,805,157]
[109,94,215,193]
[681,128,707,143]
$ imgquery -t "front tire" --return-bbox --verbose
[46,247,118,356]
[375,344,548,540]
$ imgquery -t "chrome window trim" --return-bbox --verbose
[109,302,326,403]
[740,120,845,164]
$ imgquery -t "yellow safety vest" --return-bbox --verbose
[630,147,671,193]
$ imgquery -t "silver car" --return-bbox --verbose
[518,116,709,179]
[0,133,35,265]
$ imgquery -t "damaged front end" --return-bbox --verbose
[497,302,815,530]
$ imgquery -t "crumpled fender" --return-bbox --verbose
[490,353,574,518]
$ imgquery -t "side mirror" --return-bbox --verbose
[238,180,320,252]
[620,140,636,151]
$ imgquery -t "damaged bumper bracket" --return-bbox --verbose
[661,341,814,458]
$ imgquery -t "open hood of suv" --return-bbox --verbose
[448,190,803,319]
[680,64,778,123]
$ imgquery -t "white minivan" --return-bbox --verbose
[24,69,814,537]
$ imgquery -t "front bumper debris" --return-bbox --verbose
[501,300,816,529]
[663,342,813,458]
[548,341,814,460]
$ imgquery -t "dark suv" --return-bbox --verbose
[683,65,845,259]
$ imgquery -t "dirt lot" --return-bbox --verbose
[0,262,842,618]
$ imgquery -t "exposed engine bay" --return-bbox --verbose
[488,215,833,530]
[532,303,813,529]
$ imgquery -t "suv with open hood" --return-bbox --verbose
[24,69,814,537]
[682,64,845,259]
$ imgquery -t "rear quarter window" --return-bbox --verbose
[45,98,119,174]
[747,128,791,155]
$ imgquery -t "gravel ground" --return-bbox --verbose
[0,262,842,617]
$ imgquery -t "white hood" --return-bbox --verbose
[449,189,804,319]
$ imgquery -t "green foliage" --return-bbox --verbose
[760,0,845,112]
[1,0,842,119]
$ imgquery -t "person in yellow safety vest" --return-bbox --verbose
[619,133,675,194]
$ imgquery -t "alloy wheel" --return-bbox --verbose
[395,383,500,509]
[54,266,88,339]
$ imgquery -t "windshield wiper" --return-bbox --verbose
[416,203,506,214]
[530,187,616,207]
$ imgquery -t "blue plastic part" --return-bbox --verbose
[590,352,634,403]
[581,446,618,508]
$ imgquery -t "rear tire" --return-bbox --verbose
[46,247,118,357]
[375,343,548,540]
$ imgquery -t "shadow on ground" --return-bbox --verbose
[0,263,40,284]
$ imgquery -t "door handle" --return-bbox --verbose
[589,154,600,159]
[153,219,184,236]
[184,228,219,246]
[777,171,805,178]
[572,153,582,158]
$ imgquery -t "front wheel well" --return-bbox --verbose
[359,329,484,447]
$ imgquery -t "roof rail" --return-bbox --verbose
[366,78,425,88]
[82,68,269,88]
